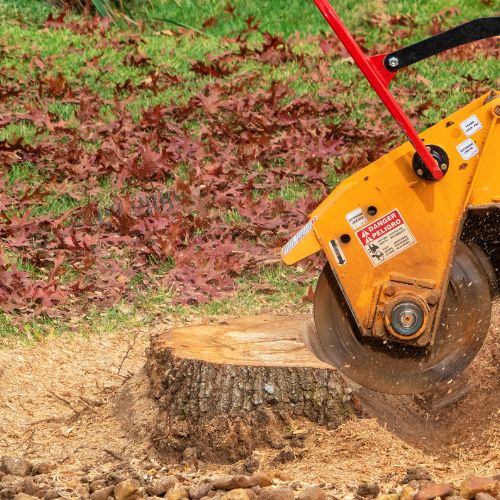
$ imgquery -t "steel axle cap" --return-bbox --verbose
[390,301,424,337]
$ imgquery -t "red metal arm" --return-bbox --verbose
[313,0,443,180]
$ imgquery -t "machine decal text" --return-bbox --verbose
[356,209,416,267]
[460,115,482,136]
[345,207,368,229]
[457,138,479,160]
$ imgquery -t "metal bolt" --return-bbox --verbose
[495,106,500,117]
[388,56,399,68]
[441,163,448,171]
[417,168,424,176]
[372,324,385,337]
[384,284,396,297]
[417,335,430,347]
[426,292,440,306]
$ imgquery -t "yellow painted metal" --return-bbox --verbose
[281,226,321,265]
[469,103,500,207]
[282,92,499,335]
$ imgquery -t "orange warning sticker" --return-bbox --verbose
[356,209,416,266]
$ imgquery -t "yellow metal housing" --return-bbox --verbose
[282,92,499,340]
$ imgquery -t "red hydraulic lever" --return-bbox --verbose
[313,0,443,180]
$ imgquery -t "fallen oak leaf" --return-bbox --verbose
[302,285,315,303]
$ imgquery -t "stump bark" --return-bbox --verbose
[146,314,358,462]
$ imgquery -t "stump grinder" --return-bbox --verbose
[281,1,500,394]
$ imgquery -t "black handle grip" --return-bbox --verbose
[384,17,500,72]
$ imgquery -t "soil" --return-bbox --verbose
[0,302,498,495]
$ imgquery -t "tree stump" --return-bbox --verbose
[145,314,359,462]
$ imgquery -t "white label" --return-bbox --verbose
[281,217,317,256]
[356,209,416,267]
[460,115,482,137]
[329,239,346,266]
[457,138,479,160]
[345,207,368,230]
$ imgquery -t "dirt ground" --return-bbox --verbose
[0,302,498,495]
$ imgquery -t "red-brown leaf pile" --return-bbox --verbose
[0,11,497,319]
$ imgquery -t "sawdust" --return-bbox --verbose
[264,413,498,488]
[271,418,437,485]
[280,301,499,487]
[353,299,500,456]
[238,302,499,487]
[0,303,497,492]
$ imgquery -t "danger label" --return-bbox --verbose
[356,209,416,267]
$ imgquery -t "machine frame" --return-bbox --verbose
[280,2,499,393]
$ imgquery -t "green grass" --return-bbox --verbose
[2,0,495,37]
[5,162,118,221]
[0,0,53,24]
[222,208,243,224]
[0,1,496,136]
[0,264,313,346]
[143,0,372,38]
[0,0,498,341]
[30,193,81,217]
[8,162,45,185]
[0,122,40,144]
[270,182,309,203]
[131,0,498,39]
[1,248,45,280]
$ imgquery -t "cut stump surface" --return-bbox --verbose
[146,314,358,462]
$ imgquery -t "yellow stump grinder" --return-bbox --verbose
[281,2,500,394]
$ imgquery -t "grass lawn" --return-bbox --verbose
[0,0,498,342]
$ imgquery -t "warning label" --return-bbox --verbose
[345,207,368,230]
[457,138,479,161]
[356,209,416,267]
[460,114,482,137]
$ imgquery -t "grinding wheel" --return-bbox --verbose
[313,241,492,394]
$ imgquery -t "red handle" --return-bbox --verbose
[313,0,443,180]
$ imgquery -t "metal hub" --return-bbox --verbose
[392,302,422,334]
[412,144,449,181]
[385,298,427,340]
